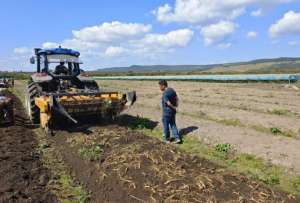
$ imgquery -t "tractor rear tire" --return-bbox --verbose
[25,82,40,124]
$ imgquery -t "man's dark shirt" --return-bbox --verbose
[162,87,177,116]
[55,65,68,75]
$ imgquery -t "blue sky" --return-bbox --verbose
[0,0,300,71]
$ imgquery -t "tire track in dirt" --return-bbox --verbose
[0,92,57,203]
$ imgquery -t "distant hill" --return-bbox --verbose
[94,57,300,76]
[97,64,216,72]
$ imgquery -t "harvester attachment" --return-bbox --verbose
[32,90,136,131]
[51,96,78,124]
[126,91,137,106]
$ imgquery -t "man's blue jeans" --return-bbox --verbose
[162,113,180,141]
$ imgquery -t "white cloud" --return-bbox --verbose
[42,21,153,54]
[129,29,194,57]
[269,11,300,37]
[247,31,258,39]
[22,22,193,66]
[62,39,101,51]
[154,0,244,24]
[251,9,263,17]
[13,47,32,55]
[154,0,294,25]
[136,29,194,48]
[72,21,152,43]
[104,46,128,57]
[201,21,237,46]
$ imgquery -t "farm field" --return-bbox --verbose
[97,80,300,172]
[2,0,300,202]
[1,80,299,202]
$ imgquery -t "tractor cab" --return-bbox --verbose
[30,47,97,92]
[31,47,82,76]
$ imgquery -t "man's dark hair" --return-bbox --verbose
[158,80,168,87]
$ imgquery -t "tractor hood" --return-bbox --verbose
[31,73,53,83]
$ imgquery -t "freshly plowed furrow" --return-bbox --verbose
[50,123,298,203]
[0,92,57,203]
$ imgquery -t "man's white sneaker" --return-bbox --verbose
[174,139,181,144]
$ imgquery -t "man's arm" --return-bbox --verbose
[175,96,179,107]
[167,96,178,110]
[166,101,177,110]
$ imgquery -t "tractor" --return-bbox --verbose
[0,76,14,90]
[0,77,14,126]
[25,47,136,133]
[0,94,14,126]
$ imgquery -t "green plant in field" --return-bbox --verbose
[218,119,242,127]
[33,129,90,203]
[60,174,90,203]
[230,154,280,185]
[269,109,290,116]
[215,144,231,159]
[79,142,103,161]
[292,180,300,195]
[258,174,280,186]
[215,143,231,154]
[270,127,282,135]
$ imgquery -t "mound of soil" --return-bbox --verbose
[53,123,298,203]
[0,92,56,202]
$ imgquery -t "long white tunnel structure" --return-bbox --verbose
[94,74,300,82]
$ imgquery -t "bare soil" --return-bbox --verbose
[0,92,56,203]
[47,119,298,203]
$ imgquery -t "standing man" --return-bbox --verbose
[159,80,181,144]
